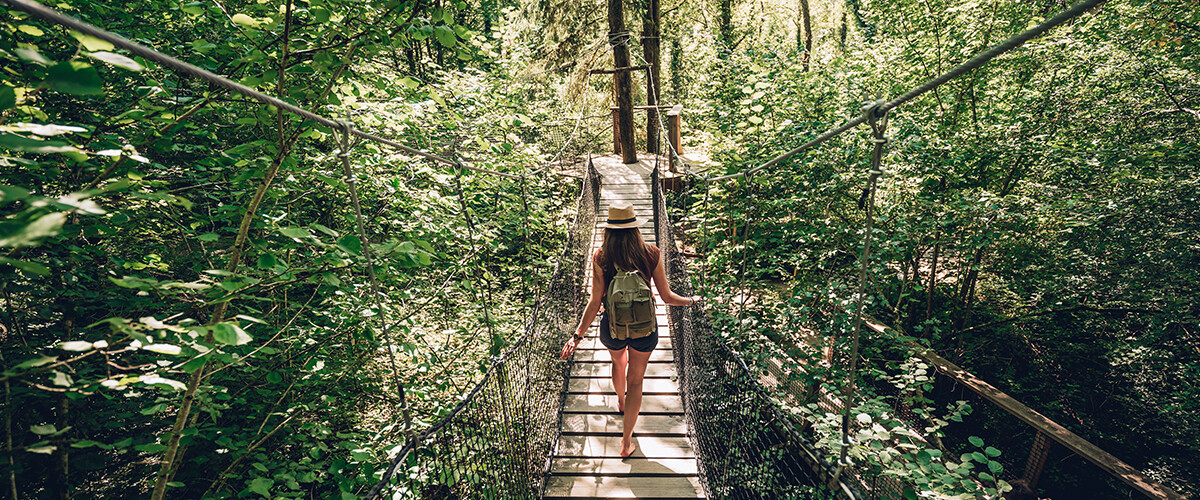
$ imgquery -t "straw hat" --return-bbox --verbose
[604,203,647,229]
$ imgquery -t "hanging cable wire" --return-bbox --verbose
[833,102,889,480]
[338,122,413,434]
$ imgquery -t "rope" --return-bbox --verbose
[338,122,412,435]
[833,102,889,479]
[697,0,1105,183]
[0,0,527,180]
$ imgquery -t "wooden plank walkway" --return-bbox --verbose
[546,155,703,499]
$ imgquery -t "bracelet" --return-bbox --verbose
[689,297,695,306]
[573,332,585,341]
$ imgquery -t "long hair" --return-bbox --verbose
[599,227,653,282]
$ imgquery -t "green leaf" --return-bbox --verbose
[140,403,168,415]
[0,186,29,203]
[266,371,282,383]
[180,356,209,374]
[256,253,277,269]
[979,472,995,482]
[197,232,219,242]
[968,436,984,447]
[212,322,252,346]
[50,370,72,387]
[14,47,51,66]
[985,446,1001,457]
[988,460,1003,473]
[337,234,362,256]
[0,133,77,154]
[971,451,988,463]
[143,344,182,355]
[17,25,45,36]
[46,61,104,96]
[14,356,55,370]
[69,30,115,51]
[280,226,311,239]
[231,13,261,28]
[248,477,273,497]
[85,51,144,71]
[0,212,67,248]
[434,26,457,48]
[58,340,94,351]
[27,444,56,454]
[0,86,15,111]
[311,7,330,23]
[30,424,57,435]
[0,257,50,276]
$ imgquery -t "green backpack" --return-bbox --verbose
[605,268,657,340]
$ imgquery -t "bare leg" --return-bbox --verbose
[621,347,653,458]
[609,348,628,413]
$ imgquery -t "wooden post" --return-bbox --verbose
[643,0,661,154]
[612,108,620,154]
[1022,431,1053,489]
[667,104,683,172]
[608,0,637,164]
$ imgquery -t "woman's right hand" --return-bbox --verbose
[560,335,582,360]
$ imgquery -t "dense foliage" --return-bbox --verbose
[0,0,584,498]
[670,0,1198,498]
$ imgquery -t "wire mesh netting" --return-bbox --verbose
[651,169,857,500]
[367,166,600,499]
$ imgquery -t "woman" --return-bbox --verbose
[560,203,701,458]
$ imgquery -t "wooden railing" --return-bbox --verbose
[845,310,1185,499]
[610,104,685,172]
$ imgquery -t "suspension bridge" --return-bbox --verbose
[1,0,1189,498]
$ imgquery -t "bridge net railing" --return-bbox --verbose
[651,169,858,500]
[368,165,600,499]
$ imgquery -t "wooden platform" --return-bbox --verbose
[548,155,703,499]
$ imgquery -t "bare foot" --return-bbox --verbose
[620,439,636,458]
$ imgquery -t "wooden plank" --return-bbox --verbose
[556,434,694,458]
[569,377,680,394]
[574,348,673,363]
[574,339,675,351]
[563,393,682,413]
[570,362,677,379]
[560,413,688,435]
[589,64,650,74]
[544,475,703,498]
[551,457,698,476]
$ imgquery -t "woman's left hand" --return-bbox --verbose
[560,336,582,360]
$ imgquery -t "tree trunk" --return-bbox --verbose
[52,397,68,500]
[609,0,637,164]
[797,0,812,71]
[669,38,682,101]
[643,0,661,153]
[719,0,733,50]
[2,348,17,500]
[838,8,847,50]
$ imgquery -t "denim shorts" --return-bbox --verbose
[598,311,659,353]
